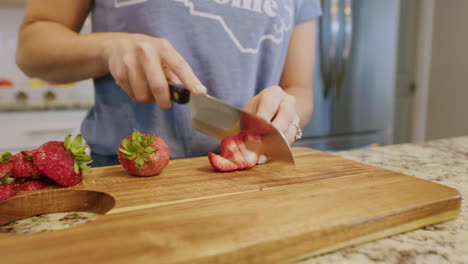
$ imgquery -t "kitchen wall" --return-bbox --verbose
[424,0,468,140]
[0,2,94,153]
[395,0,468,142]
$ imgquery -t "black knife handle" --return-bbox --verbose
[169,83,190,104]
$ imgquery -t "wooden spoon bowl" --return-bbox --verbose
[0,190,115,226]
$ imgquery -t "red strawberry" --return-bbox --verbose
[0,184,17,201]
[220,136,247,169]
[0,152,14,178]
[0,173,16,201]
[20,179,48,191]
[209,131,267,172]
[208,152,238,172]
[234,135,259,169]
[118,129,170,177]
[34,134,92,187]
[11,179,24,191]
[12,150,41,178]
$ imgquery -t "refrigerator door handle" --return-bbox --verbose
[320,0,341,98]
[335,0,353,99]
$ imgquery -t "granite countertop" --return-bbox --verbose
[297,136,468,264]
[1,136,467,263]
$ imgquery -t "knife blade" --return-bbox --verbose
[169,84,295,164]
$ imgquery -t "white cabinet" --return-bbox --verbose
[0,110,88,153]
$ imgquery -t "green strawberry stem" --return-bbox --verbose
[0,152,12,164]
[64,134,93,174]
[21,151,34,161]
[0,173,14,184]
[119,129,158,169]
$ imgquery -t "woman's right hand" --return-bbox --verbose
[99,33,206,109]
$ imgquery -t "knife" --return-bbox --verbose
[169,84,295,164]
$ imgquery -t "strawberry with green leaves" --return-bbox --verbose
[12,150,41,178]
[0,173,17,201]
[118,129,170,177]
[34,134,92,186]
[0,152,14,179]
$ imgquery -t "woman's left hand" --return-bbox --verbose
[243,86,301,144]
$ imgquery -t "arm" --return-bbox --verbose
[16,0,106,83]
[280,19,317,127]
[244,20,317,143]
[16,0,205,109]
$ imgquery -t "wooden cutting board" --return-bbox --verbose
[0,147,461,264]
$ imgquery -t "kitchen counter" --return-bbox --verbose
[298,136,468,264]
[1,136,467,263]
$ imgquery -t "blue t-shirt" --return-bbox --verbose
[82,0,322,161]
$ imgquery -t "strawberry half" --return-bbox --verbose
[208,152,238,172]
[118,129,170,177]
[0,152,14,178]
[220,136,247,169]
[12,150,41,178]
[34,134,93,187]
[0,174,17,201]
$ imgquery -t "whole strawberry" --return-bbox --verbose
[12,150,41,178]
[0,152,14,178]
[34,135,93,186]
[118,129,170,177]
[0,173,17,201]
[20,179,49,191]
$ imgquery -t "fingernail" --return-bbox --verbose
[196,84,207,94]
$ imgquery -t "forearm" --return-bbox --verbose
[279,20,316,128]
[16,21,117,83]
[284,86,313,127]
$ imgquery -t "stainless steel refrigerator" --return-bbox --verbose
[294,0,400,151]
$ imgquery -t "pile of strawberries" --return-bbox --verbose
[0,135,92,201]
[208,131,266,172]
[0,128,267,201]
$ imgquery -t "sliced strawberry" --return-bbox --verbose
[234,135,259,169]
[220,136,247,169]
[20,179,48,191]
[208,152,238,172]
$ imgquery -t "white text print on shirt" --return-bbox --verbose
[173,0,295,54]
[114,0,148,8]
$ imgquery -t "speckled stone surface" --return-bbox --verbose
[0,212,100,234]
[296,136,468,264]
[1,137,466,263]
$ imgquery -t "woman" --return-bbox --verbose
[16,0,321,166]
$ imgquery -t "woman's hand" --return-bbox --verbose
[99,33,206,109]
[243,86,301,144]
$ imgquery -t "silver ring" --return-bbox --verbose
[291,122,302,140]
